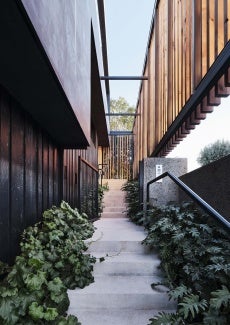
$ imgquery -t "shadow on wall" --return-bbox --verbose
[179,154,230,221]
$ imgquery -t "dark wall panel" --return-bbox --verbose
[0,83,100,263]
[0,85,62,264]
[0,90,10,263]
[25,117,37,226]
[37,130,43,219]
[11,103,25,259]
[42,137,49,212]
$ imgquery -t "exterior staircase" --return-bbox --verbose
[68,179,176,325]
[101,179,127,218]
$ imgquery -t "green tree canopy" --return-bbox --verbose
[109,97,135,131]
[197,139,230,166]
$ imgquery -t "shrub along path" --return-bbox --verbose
[68,179,175,325]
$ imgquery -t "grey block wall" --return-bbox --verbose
[141,158,187,208]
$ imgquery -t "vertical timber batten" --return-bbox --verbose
[133,0,230,177]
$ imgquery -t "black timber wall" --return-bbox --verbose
[0,85,99,264]
[0,85,63,264]
[179,155,230,221]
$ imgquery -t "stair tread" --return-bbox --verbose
[68,275,167,294]
[70,309,175,325]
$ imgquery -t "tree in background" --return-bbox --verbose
[197,139,230,166]
[110,97,135,131]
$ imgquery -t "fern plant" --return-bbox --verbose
[143,203,230,324]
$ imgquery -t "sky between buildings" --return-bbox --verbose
[104,0,230,172]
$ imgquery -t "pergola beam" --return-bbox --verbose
[106,113,140,116]
[101,76,148,80]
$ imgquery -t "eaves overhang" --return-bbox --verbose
[91,26,109,147]
[0,0,88,149]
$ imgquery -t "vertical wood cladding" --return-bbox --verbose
[0,85,62,264]
[63,138,98,209]
[133,0,230,177]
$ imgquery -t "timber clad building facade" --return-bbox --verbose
[133,0,230,177]
[0,0,109,263]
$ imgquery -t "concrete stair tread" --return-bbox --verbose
[68,291,175,311]
[86,241,151,254]
[68,275,167,294]
[70,309,175,325]
[92,251,160,262]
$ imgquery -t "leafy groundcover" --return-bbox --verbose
[142,204,230,324]
[0,201,96,324]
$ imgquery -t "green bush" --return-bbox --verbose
[197,139,230,166]
[98,183,109,217]
[122,180,143,224]
[142,203,230,324]
[0,201,96,324]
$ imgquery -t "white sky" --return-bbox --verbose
[168,96,230,171]
[104,1,230,172]
[104,0,155,106]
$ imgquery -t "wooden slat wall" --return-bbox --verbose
[133,0,230,177]
[63,138,98,210]
[102,135,133,180]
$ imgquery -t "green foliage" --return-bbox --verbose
[98,183,109,217]
[149,311,185,325]
[122,180,143,224]
[143,203,230,324]
[110,97,135,131]
[0,261,11,281]
[197,139,230,166]
[0,201,96,324]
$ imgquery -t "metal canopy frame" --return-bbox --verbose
[101,76,148,80]
[109,131,133,136]
[106,113,140,116]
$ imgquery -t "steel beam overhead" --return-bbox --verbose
[109,131,133,135]
[106,113,140,116]
[100,76,148,80]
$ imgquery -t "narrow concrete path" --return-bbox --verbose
[68,179,175,325]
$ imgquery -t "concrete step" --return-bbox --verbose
[103,199,126,205]
[103,195,126,201]
[87,240,151,254]
[101,212,126,218]
[92,252,162,276]
[70,309,175,325]
[103,179,127,190]
[68,275,175,310]
[103,206,125,212]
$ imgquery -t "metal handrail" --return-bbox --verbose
[78,156,99,219]
[146,172,230,232]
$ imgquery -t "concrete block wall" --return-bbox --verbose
[141,158,187,208]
